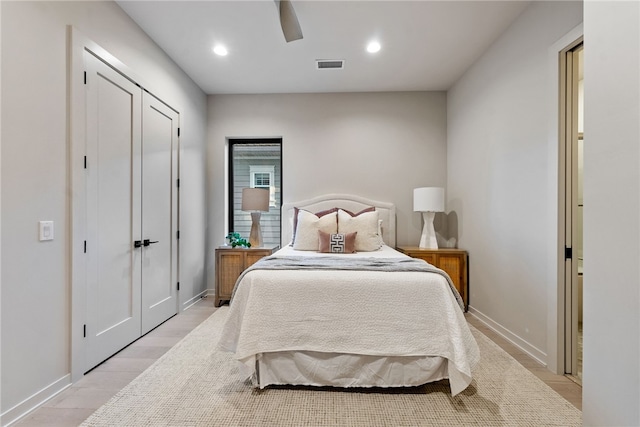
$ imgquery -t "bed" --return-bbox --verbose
[218,194,480,396]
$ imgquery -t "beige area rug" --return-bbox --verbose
[81,307,581,426]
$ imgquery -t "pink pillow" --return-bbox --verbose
[341,206,375,217]
[318,230,357,253]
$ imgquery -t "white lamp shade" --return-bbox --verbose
[241,188,269,211]
[413,187,445,212]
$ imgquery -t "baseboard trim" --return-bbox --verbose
[1,374,71,427]
[182,289,209,311]
[468,306,547,366]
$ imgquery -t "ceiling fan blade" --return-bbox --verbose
[278,0,303,42]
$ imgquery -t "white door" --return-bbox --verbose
[84,52,179,371]
[141,94,179,334]
[85,52,142,370]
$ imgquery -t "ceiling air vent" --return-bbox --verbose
[316,59,345,70]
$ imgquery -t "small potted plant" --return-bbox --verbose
[226,232,251,248]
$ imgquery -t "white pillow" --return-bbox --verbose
[337,209,383,251]
[293,210,338,250]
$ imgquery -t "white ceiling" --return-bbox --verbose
[116,0,530,95]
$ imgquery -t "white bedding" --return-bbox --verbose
[218,245,480,396]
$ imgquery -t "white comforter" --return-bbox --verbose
[218,245,480,395]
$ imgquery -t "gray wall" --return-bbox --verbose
[447,1,582,362]
[448,0,640,425]
[207,92,448,288]
[0,1,207,422]
[583,2,639,425]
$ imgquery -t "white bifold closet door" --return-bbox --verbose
[84,52,179,371]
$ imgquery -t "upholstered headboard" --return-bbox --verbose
[281,194,397,248]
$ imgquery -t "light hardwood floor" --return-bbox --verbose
[13,299,217,427]
[466,315,583,410]
[12,301,581,426]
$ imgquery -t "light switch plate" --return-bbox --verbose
[39,221,54,241]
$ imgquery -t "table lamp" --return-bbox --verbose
[413,187,445,249]
[242,188,270,247]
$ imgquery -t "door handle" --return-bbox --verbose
[134,240,142,248]
[143,239,159,247]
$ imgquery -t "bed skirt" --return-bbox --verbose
[249,351,449,389]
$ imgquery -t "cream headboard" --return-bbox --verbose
[281,194,397,248]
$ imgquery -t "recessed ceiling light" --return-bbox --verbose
[213,45,228,56]
[366,41,381,53]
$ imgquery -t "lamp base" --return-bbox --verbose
[419,211,438,249]
[249,212,263,247]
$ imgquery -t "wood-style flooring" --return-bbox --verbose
[13,299,217,427]
[466,316,583,410]
[12,300,581,426]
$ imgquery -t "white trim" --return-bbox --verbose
[468,307,547,366]
[69,25,89,384]
[71,29,181,115]
[546,23,584,375]
[182,290,209,310]
[0,375,71,427]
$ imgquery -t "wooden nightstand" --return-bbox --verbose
[214,245,279,307]
[396,247,468,311]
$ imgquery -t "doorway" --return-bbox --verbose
[72,39,180,375]
[561,41,584,383]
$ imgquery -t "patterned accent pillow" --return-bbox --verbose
[318,230,357,253]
